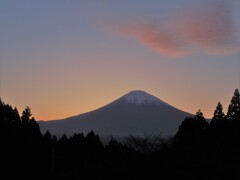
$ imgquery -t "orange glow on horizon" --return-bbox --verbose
[28,88,235,121]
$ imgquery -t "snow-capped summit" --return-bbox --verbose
[119,90,169,105]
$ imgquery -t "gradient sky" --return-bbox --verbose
[1,0,240,120]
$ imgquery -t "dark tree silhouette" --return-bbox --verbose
[174,110,208,147]
[21,106,32,124]
[211,102,225,126]
[226,89,240,121]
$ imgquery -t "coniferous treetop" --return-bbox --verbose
[226,89,240,121]
[211,102,225,125]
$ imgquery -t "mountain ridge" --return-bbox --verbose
[39,90,192,137]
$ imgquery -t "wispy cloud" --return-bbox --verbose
[106,1,240,57]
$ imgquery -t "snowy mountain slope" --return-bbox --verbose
[39,91,192,137]
[119,90,170,105]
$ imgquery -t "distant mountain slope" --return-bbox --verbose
[39,90,192,137]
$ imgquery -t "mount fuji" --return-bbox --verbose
[39,90,192,137]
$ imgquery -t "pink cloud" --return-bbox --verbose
[116,23,186,57]
[107,1,240,57]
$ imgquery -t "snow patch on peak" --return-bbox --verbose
[120,90,169,106]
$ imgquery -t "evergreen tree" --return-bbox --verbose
[42,130,53,160]
[21,106,32,124]
[226,89,240,121]
[85,131,103,150]
[29,117,41,137]
[13,107,21,123]
[208,102,227,156]
[210,102,225,126]
[225,89,240,157]
[43,130,52,141]
[174,110,208,150]
[59,134,68,144]
[196,109,204,119]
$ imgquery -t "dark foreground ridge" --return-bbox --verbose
[0,89,240,180]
